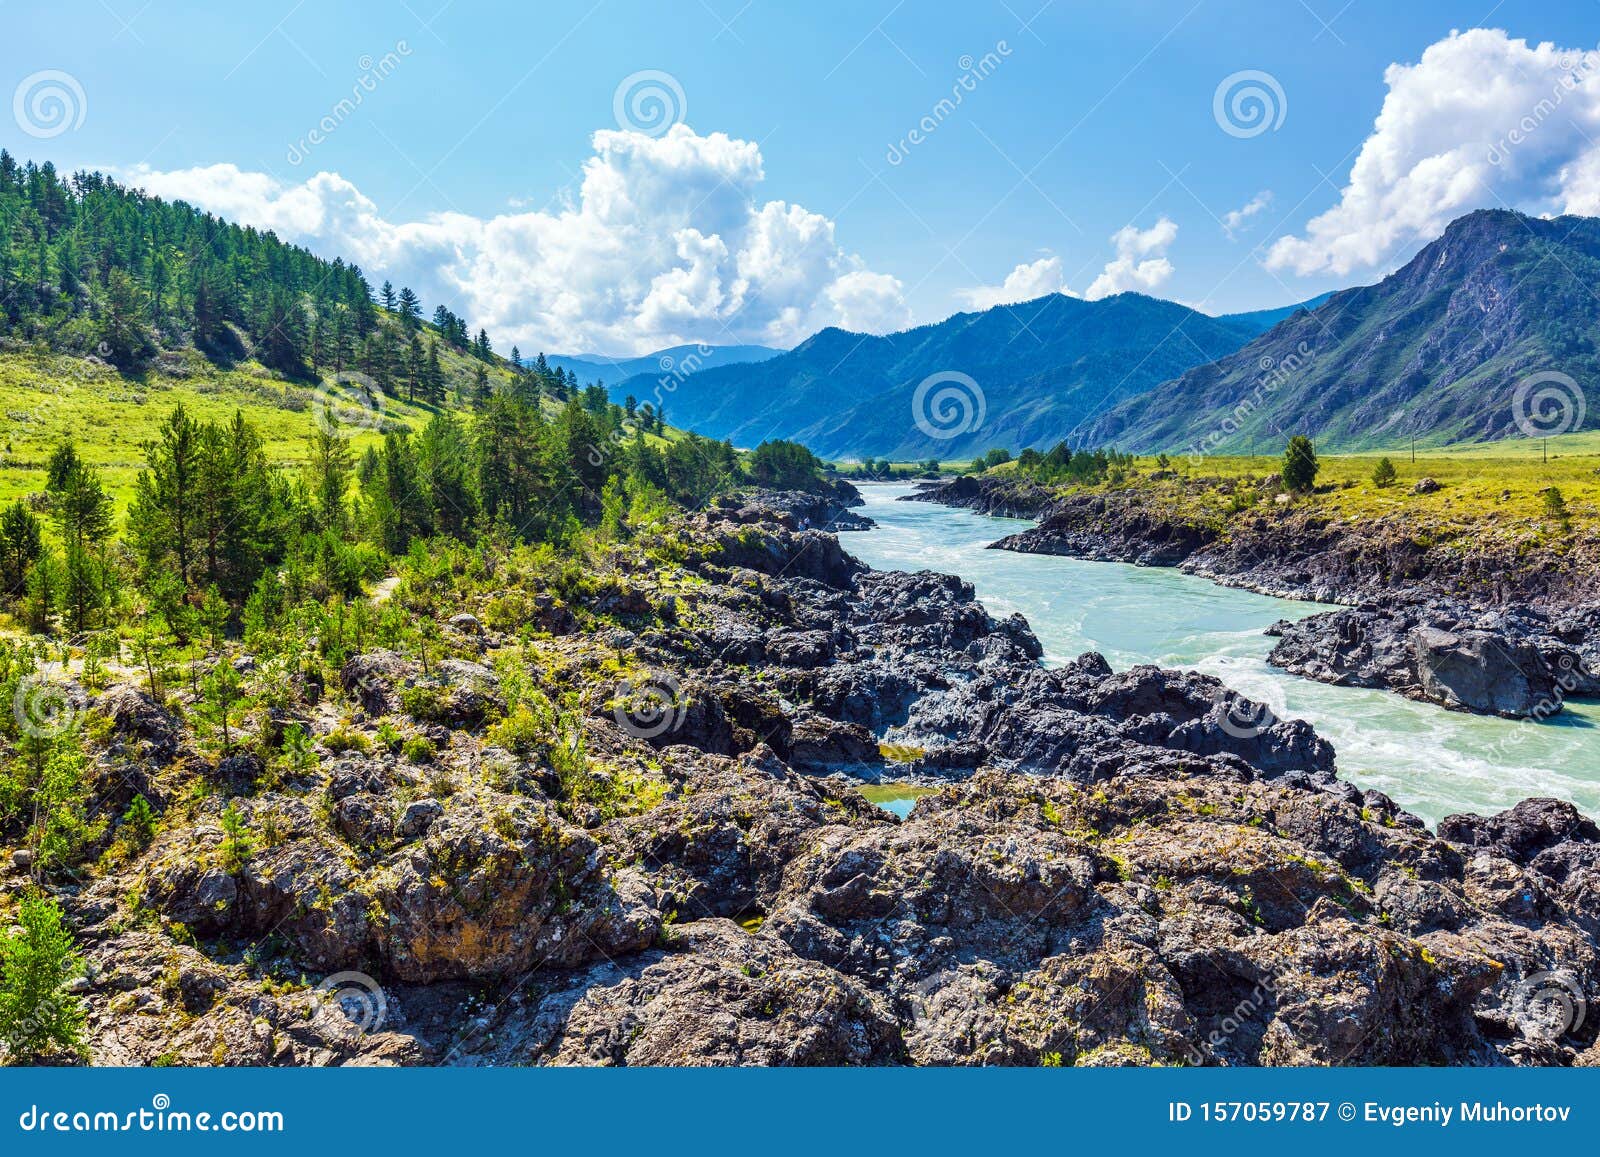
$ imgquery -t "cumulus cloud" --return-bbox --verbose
[1085,217,1178,300]
[1222,190,1273,238]
[954,255,1069,310]
[1267,29,1600,277]
[124,125,909,355]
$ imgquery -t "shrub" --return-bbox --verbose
[399,683,449,722]
[0,896,87,1061]
[374,721,404,754]
[402,735,436,764]
[321,727,370,754]
[486,700,552,756]
[218,802,256,873]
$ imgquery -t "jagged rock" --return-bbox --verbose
[395,798,444,839]
[1268,601,1572,718]
[341,650,416,715]
[93,683,182,762]
[1411,626,1558,717]
[374,797,659,982]
[483,920,902,1066]
[789,713,879,771]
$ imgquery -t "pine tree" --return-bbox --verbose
[1283,435,1320,493]
[424,341,445,405]
[380,279,396,310]
[0,895,87,1061]
[397,286,421,332]
[0,501,43,596]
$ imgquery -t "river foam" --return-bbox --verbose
[847,481,1600,826]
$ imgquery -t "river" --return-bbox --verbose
[846,482,1600,826]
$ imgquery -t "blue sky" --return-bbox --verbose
[6,1,1600,355]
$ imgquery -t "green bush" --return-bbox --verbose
[218,802,256,873]
[399,683,449,722]
[402,735,436,763]
[0,896,87,1061]
[321,727,370,754]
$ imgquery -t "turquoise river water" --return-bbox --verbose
[846,482,1600,826]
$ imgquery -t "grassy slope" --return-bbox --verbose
[982,430,1600,550]
[0,323,686,518]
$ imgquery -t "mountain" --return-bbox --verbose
[1217,292,1335,336]
[608,293,1265,460]
[545,344,783,385]
[1077,210,1600,453]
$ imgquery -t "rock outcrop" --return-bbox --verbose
[27,492,1600,1068]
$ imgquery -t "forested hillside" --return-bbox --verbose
[0,154,790,639]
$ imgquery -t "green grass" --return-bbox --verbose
[964,430,1600,536]
[0,339,686,516]
[1151,439,1600,528]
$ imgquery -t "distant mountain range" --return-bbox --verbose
[1078,210,1600,452]
[545,344,783,385]
[584,209,1595,461]
[606,294,1311,461]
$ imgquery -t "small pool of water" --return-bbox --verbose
[857,783,939,819]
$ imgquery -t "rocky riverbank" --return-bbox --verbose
[910,476,1600,719]
[12,489,1600,1067]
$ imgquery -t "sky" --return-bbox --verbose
[6,0,1600,356]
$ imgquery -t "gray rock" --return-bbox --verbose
[395,798,444,839]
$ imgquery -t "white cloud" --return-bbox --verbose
[1222,190,1273,238]
[1267,29,1600,277]
[1085,217,1178,299]
[954,255,1069,310]
[124,124,909,355]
